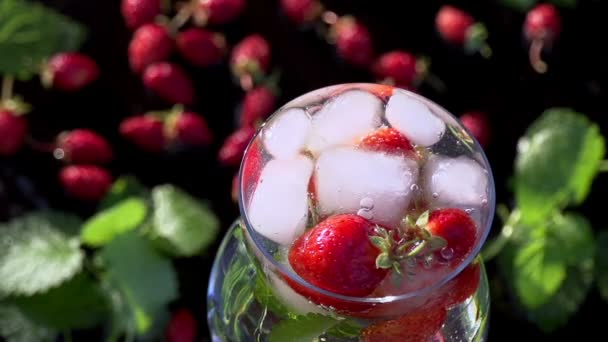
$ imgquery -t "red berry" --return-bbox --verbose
[333,16,374,67]
[372,51,418,88]
[459,111,490,148]
[128,23,173,73]
[361,304,447,342]
[435,5,474,45]
[289,214,388,297]
[59,165,112,201]
[143,62,194,105]
[280,0,322,24]
[524,4,561,44]
[172,112,213,146]
[121,0,161,30]
[240,139,263,198]
[436,262,481,309]
[176,28,226,67]
[0,110,27,156]
[197,0,245,25]
[57,129,113,164]
[45,53,99,92]
[166,309,197,342]
[240,86,276,127]
[218,125,256,166]
[426,208,477,267]
[359,127,414,155]
[120,115,166,152]
[230,34,271,78]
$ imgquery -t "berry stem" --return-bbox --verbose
[2,75,14,101]
[481,206,520,261]
[599,160,608,173]
[529,39,548,74]
[170,2,194,32]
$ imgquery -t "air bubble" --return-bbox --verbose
[359,197,374,210]
[53,148,65,160]
[410,184,419,192]
[432,192,439,198]
[357,208,373,220]
[481,198,488,206]
[465,208,474,214]
[440,247,454,260]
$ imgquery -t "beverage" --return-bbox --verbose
[208,84,495,341]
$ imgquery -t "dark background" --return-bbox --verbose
[1,0,608,340]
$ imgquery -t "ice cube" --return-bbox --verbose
[267,271,327,315]
[263,108,312,159]
[423,155,488,207]
[306,90,382,154]
[314,146,419,228]
[248,155,314,245]
[385,92,445,147]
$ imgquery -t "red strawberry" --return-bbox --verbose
[0,110,27,156]
[372,51,418,88]
[43,53,99,92]
[359,127,414,155]
[59,165,112,201]
[121,0,161,30]
[143,62,194,105]
[436,261,481,308]
[361,304,447,342]
[120,115,166,152]
[435,6,490,57]
[240,139,263,197]
[524,4,561,73]
[332,16,374,67]
[362,84,394,100]
[426,208,477,267]
[240,86,276,127]
[128,23,173,73]
[230,34,271,78]
[280,0,322,24]
[170,111,214,146]
[56,129,113,164]
[196,0,245,25]
[218,125,256,166]
[459,111,490,148]
[176,28,226,67]
[166,308,197,342]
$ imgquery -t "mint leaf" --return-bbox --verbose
[499,0,536,11]
[151,184,220,257]
[268,313,340,342]
[254,272,292,319]
[99,231,177,334]
[99,176,148,210]
[596,231,608,302]
[514,108,605,224]
[327,319,364,338]
[82,198,148,247]
[0,304,55,342]
[0,0,86,80]
[13,272,108,330]
[0,211,84,296]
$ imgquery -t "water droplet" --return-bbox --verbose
[465,208,474,214]
[359,197,374,210]
[481,198,488,206]
[432,192,439,198]
[53,148,65,160]
[456,140,461,145]
[423,255,434,269]
[410,184,419,192]
[440,247,454,260]
[357,208,373,220]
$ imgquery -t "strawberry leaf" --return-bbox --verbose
[81,198,148,247]
[0,304,55,342]
[514,108,605,225]
[499,0,536,11]
[595,231,608,302]
[150,184,220,257]
[0,0,86,80]
[99,176,148,210]
[99,232,178,335]
[0,211,84,296]
[268,313,341,342]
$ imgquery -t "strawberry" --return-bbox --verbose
[56,129,113,164]
[240,86,276,127]
[0,110,28,157]
[436,261,481,308]
[121,0,162,30]
[120,115,166,152]
[426,208,477,267]
[166,308,197,342]
[128,23,173,73]
[59,165,112,201]
[459,111,490,148]
[43,53,99,92]
[359,127,414,155]
[435,5,491,57]
[362,84,394,100]
[332,16,374,67]
[169,111,214,146]
[372,51,418,89]
[196,0,245,25]
[240,139,263,197]
[524,4,561,73]
[143,62,195,105]
[361,304,447,342]
[218,125,256,166]
[280,0,322,25]
[230,34,271,79]
[176,28,226,67]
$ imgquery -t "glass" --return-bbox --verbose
[208,83,495,341]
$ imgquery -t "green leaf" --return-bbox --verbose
[595,231,608,302]
[151,184,220,257]
[13,272,108,330]
[268,313,341,342]
[254,272,292,319]
[0,0,86,79]
[0,211,84,296]
[327,319,364,338]
[514,108,605,224]
[499,0,536,11]
[81,198,148,247]
[0,304,55,342]
[99,176,148,210]
[99,231,177,335]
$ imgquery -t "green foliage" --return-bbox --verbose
[99,176,148,210]
[595,231,608,301]
[81,198,148,246]
[268,313,343,342]
[0,304,55,342]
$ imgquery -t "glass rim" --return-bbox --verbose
[237,82,496,304]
